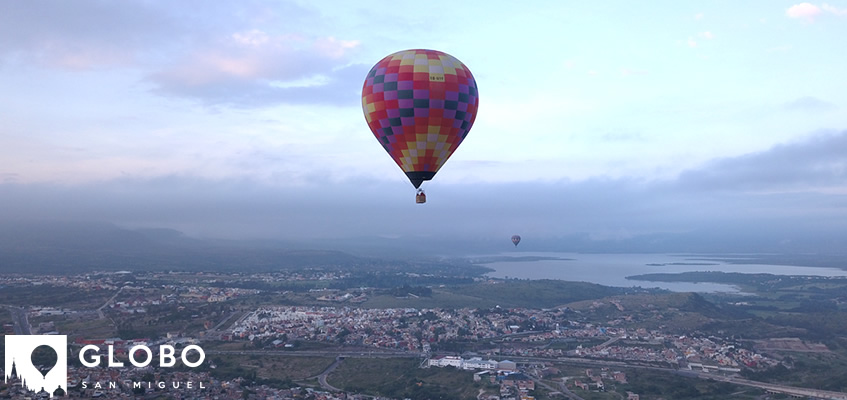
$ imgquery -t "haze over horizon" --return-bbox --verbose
[2,1,846,254]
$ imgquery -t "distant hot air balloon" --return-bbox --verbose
[362,49,479,203]
[511,235,521,247]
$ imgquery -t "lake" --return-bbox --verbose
[477,252,847,293]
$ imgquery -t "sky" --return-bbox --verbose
[1,1,846,251]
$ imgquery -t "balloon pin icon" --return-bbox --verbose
[31,345,58,379]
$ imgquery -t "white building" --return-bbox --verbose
[428,356,499,370]
[463,357,498,370]
[428,355,463,368]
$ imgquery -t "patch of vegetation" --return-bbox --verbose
[470,255,574,263]
[444,280,627,309]
[329,358,480,400]
[615,368,762,400]
[698,318,803,339]
[388,284,433,297]
[741,351,847,392]
[206,354,334,387]
[0,307,11,325]
[55,317,116,340]
[567,292,752,333]
[764,311,847,341]
[361,288,501,309]
[0,285,114,309]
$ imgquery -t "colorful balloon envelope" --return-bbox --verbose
[511,235,521,247]
[362,49,479,189]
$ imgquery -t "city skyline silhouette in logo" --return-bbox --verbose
[4,335,67,398]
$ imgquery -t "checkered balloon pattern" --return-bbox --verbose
[362,49,479,188]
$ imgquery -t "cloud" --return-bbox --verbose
[0,1,176,69]
[0,173,20,183]
[786,3,822,20]
[147,31,363,106]
[620,68,648,76]
[822,3,847,15]
[676,130,847,192]
[2,131,846,251]
[601,131,645,142]
[783,96,837,112]
[1,2,361,106]
[149,62,368,107]
[314,37,360,58]
[785,2,847,21]
[684,31,713,49]
[767,45,793,53]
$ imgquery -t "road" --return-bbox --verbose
[201,311,246,340]
[691,371,847,400]
[96,286,124,319]
[312,356,344,392]
[211,311,241,331]
[9,306,31,335]
[596,336,621,349]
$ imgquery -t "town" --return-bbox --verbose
[3,268,847,399]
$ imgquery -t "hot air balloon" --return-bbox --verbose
[511,235,521,247]
[362,49,479,203]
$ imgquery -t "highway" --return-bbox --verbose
[96,286,124,319]
[313,356,344,392]
[201,311,246,341]
[693,371,847,400]
[9,306,31,335]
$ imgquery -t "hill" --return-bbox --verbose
[0,220,372,274]
[443,279,629,309]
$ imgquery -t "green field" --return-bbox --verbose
[0,307,10,327]
[361,289,501,309]
[542,366,763,400]
[328,358,487,400]
[207,354,335,384]
[613,368,762,400]
[0,285,115,309]
[741,348,847,392]
[55,316,116,340]
[229,279,627,310]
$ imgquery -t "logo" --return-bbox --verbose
[4,335,67,398]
